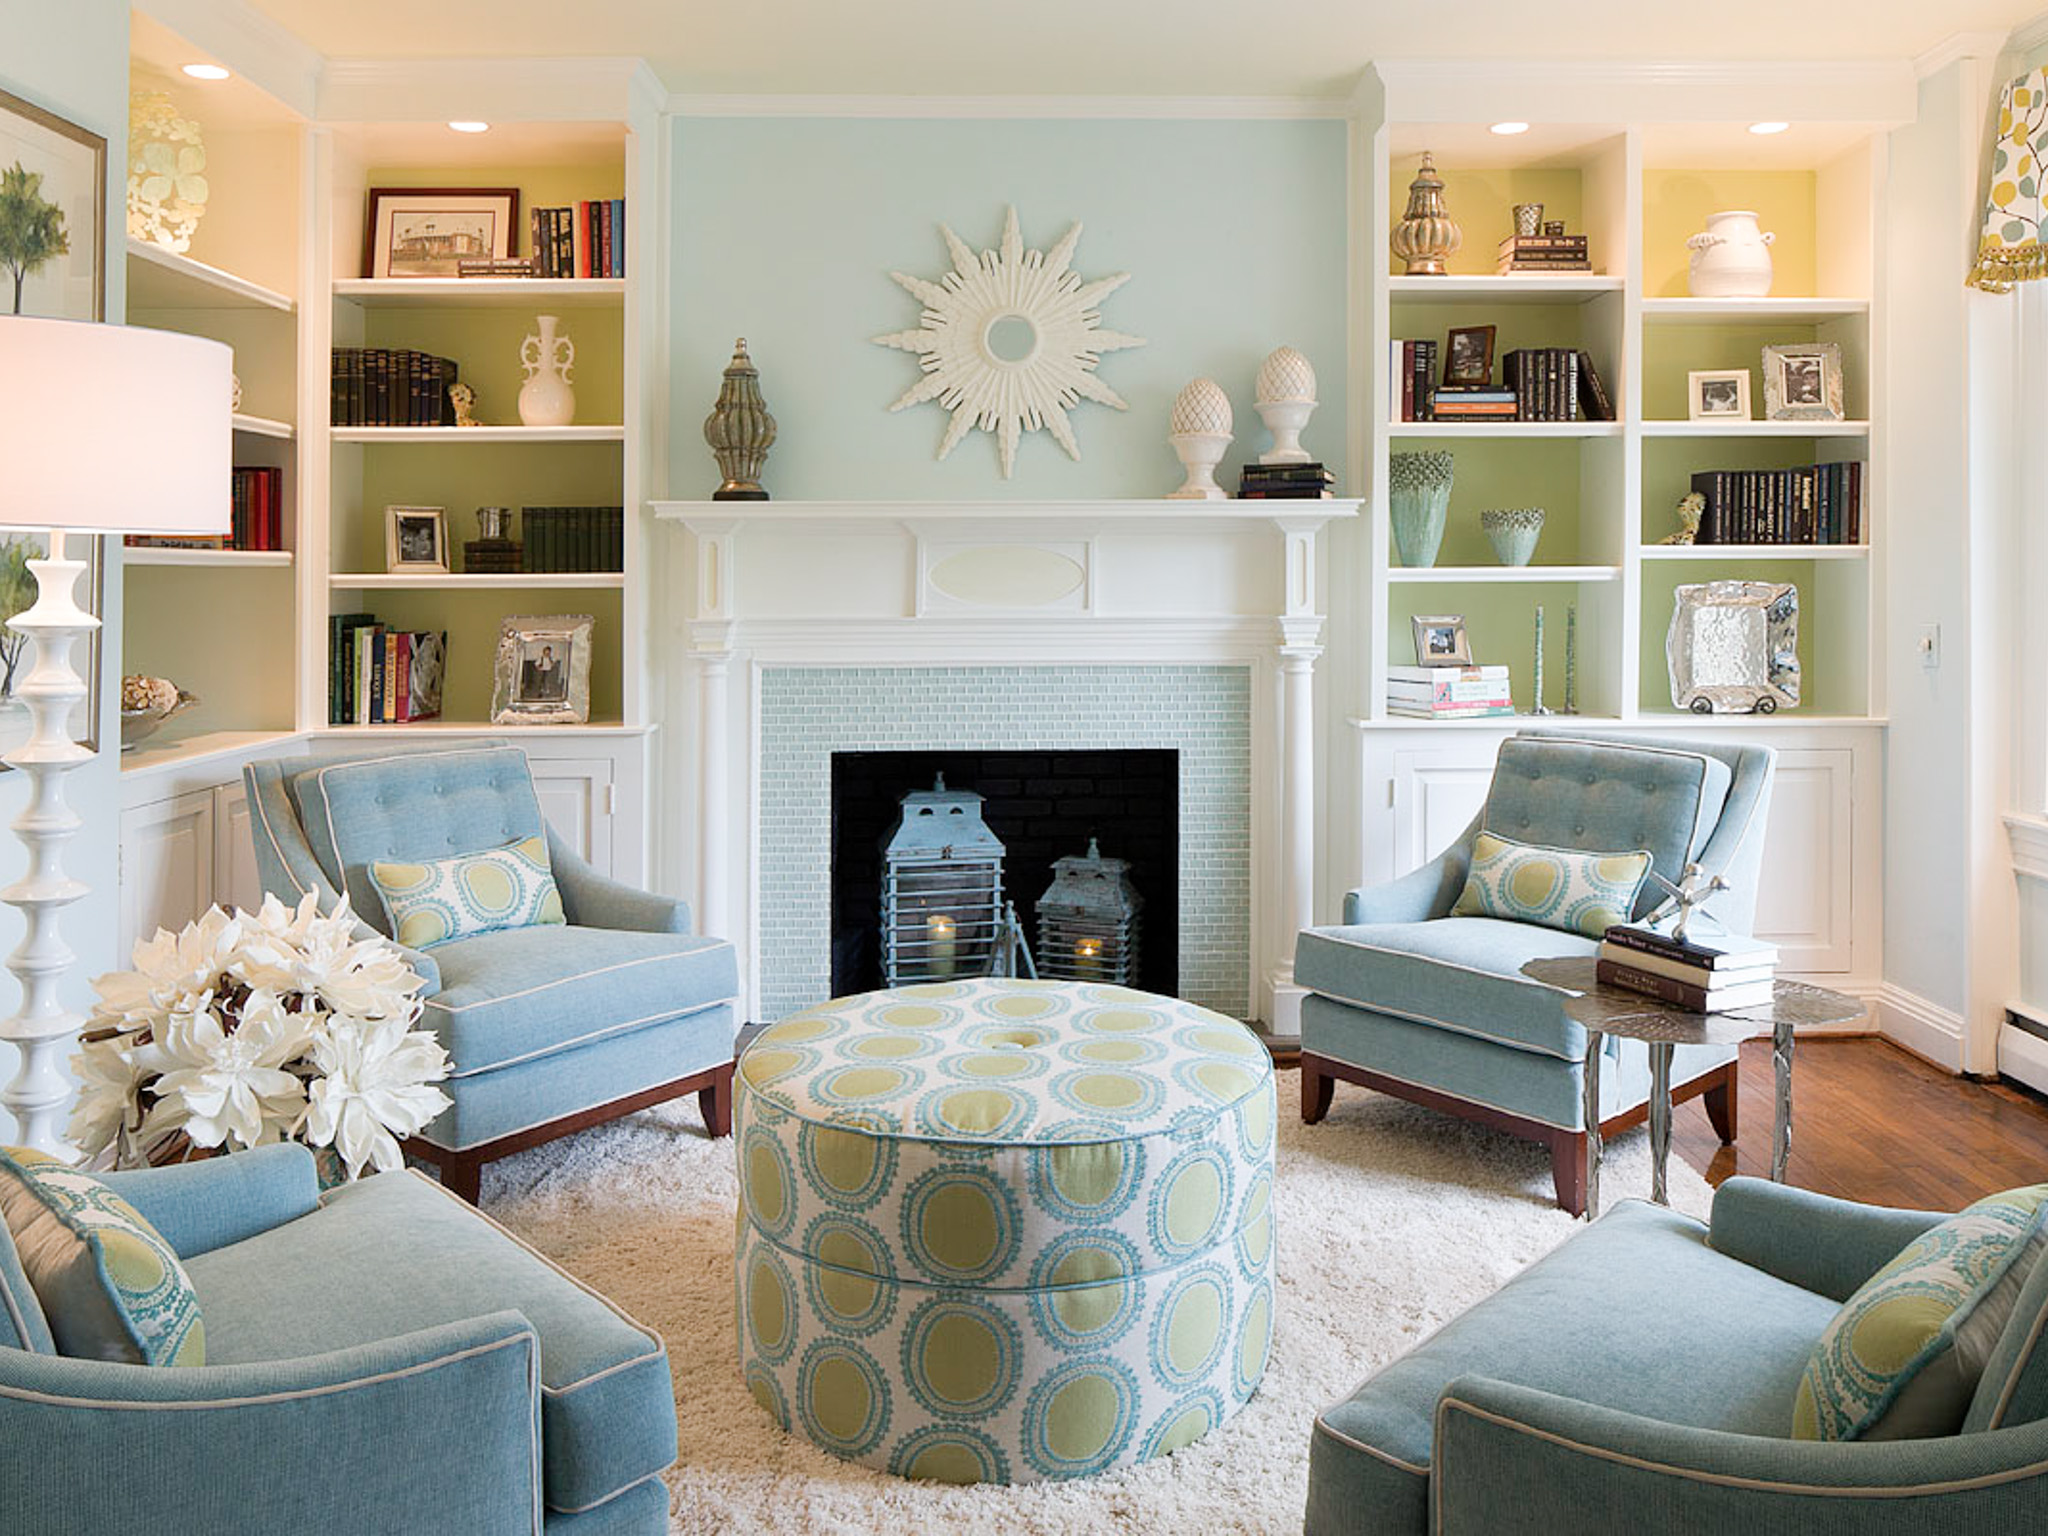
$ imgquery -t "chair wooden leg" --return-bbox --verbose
[699,1062,735,1138]
[1301,1056,1336,1124]
[1550,1130,1588,1218]
[1703,1060,1739,1145]
[436,1153,483,1206]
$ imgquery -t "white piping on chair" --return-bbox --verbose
[1986,1302,2048,1431]
[1310,1413,1431,1474]
[441,997,738,1079]
[245,775,313,898]
[423,949,730,1015]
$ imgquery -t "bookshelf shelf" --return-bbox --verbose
[126,548,294,568]
[1387,564,1623,584]
[321,720,642,736]
[1389,274,1625,304]
[126,238,294,313]
[1641,419,1871,438]
[329,425,625,444]
[1641,297,1870,325]
[231,413,294,440]
[1638,543,1870,561]
[1387,420,1624,439]
[328,572,626,590]
[332,277,626,309]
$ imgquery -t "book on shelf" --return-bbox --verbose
[127,465,284,551]
[528,199,627,279]
[1596,938,1775,990]
[330,618,446,725]
[455,256,542,279]
[1387,701,1517,720]
[1387,664,1509,682]
[1238,463,1335,499]
[1595,957,1775,1012]
[1688,462,1864,546]
[1603,922,1780,972]
[330,348,459,428]
[1388,676,1514,707]
[520,506,626,573]
[1392,339,1440,422]
[1497,235,1589,257]
[1577,352,1615,422]
[1502,349,1582,422]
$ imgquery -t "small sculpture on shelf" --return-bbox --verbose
[1649,862,1731,945]
[704,337,777,500]
[1253,346,1317,465]
[448,381,481,428]
[1661,491,1706,546]
[119,673,197,750]
[1166,377,1233,500]
[1391,153,1461,276]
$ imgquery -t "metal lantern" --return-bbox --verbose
[1036,837,1143,986]
[881,775,1007,986]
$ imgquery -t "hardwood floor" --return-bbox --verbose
[1672,1035,2048,1210]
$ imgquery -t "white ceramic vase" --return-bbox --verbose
[518,314,577,427]
[1254,346,1318,464]
[1167,378,1233,500]
[1685,210,1776,299]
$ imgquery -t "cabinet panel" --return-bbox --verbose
[118,791,216,964]
[213,781,263,914]
[529,755,614,873]
[1750,748,1854,972]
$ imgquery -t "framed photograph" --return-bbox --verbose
[1687,369,1752,421]
[1443,325,1497,386]
[492,613,594,725]
[1411,613,1474,668]
[385,505,449,573]
[0,85,106,319]
[1760,342,1844,422]
[363,187,520,279]
[0,535,100,761]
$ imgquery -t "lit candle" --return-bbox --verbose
[1074,936,1104,981]
[927,915,956,978]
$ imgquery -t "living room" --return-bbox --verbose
[1,1,2046,1531]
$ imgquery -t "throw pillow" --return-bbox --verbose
[1793,1183,2048,1441]
[1449,832,1654,940]
[0,1148,204,1366]
[371,833,567,951]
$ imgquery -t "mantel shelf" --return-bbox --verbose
[650,497,1364,530]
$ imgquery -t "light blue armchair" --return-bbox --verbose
[0,1145,676,1533]
[1297,732,1775,1213]
[1306,1180,2048,1534]
[245,740,739,1200]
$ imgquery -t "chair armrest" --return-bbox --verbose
[0,1313,542,1536]
[546,825,693,934]
[97,1143,320,1260]
[1708,1177,1946,1303]
[1340,813,1480,926]
[1432,1375,2048,1535]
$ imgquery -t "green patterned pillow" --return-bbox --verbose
[0,1148,204,1366]
[370,833,566,951]
[1794,1184,2048,1441]
[1449,832,1654,940]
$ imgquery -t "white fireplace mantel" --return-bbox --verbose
[649,496,1360,1031]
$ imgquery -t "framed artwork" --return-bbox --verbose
[491,613,594,724]
[1760,342,1844,422]
[0,535,101,760]
[1687,369,1752,421]
[1411,613,1473,667]
[0,85,106,320]
[1443,325,1497,386]
[385,505,449,573]
[363,187,520,279]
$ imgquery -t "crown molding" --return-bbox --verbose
[1370,57,1915,127]
[318,57,655,123]
[133,0,323,118]
[665,93,1355,120]
[1914,31,2012,79]
[2006,13,2048,58]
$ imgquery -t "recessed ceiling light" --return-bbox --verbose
[1749,121,1790,136]
[448,121,490,134]
[1489,121,1530,136]
[181,63,231,81]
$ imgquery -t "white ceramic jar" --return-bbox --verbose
[1685,210,1775,299]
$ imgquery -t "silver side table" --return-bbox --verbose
[1521,957,1863,1220]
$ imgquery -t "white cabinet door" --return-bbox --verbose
[118,791,216,964]
[213,780,264,915]
[528,755,615,873]
[1750,748,1855,972]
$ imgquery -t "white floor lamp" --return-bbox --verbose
[0,317,229,1156]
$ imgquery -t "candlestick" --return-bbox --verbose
[927,914,957,978]
[1563,603,1579,715]
[1531,605,1552,715]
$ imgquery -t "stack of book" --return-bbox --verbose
[530,200,627,279]
[463,535,523,574]
[1238,463,1335,500]
[1497,233,1592,273]
[327,614,447,725]
[1597,923,1779,1011]
[330,348,460,427]
[1386,664,1514,720]
[1430,384,1518,420]
[519,506,625,572]
[1503,348,1582,422]
[126,465,286,552]
[1689,463,1865,546]
[1391,339,1441,422]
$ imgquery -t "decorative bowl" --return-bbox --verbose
[120,691,199,749]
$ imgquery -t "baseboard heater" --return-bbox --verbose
[2002,1007,2048,1096]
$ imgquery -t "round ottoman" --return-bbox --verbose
[733,977,1276,1485]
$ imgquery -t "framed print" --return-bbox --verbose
[491,613,594,724]
[0,85,106,320]
[1687,369,1752,421]
[0,534,100,761]
[1443,325,1497,386]
[1760,342,1844,422]
[385,505,449,573]
[364,187,520,279]
[1411,613,1473,667]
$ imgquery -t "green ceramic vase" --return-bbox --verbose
[1389,451,1455,568]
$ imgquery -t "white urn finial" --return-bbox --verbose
[1254,345,1317,465]
[1167,377,1233,500]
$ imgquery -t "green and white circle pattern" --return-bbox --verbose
[735,979,1276,1484]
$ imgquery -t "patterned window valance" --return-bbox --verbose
[1971,67,2048,291]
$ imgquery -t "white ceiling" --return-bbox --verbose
[238,0,2044,97]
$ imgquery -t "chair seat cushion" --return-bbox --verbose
[424,924,740,1077]
[1310,1201,1839,1536]
[186,1169,676,1515]
[1296,917,1596,1062]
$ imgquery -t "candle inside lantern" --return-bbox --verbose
[927,914,957,978]
[1074,936,1104,981]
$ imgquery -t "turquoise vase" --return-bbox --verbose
[1389,451,1455,568]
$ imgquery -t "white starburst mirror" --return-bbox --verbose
[873,206,1146,478]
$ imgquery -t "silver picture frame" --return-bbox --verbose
[1667,580,1799,715]
[1760,342,1844,422]
[385,505,448,574]
[1411,613,1473,667]
[491,613,593,725]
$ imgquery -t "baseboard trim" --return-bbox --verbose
[1872,983,1968,1073]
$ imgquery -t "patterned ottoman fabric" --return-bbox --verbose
[734,978,1276,1484]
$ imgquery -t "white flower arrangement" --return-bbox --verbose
[70,893,450,1182]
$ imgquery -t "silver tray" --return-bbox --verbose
[1666,580,1798,714]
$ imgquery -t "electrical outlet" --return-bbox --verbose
[1919,624,1941,671]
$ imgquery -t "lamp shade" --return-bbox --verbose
[0,316,231,535]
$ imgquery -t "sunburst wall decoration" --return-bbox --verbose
[872,205,1145,478]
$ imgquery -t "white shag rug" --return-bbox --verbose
[486,1073,1715,1534]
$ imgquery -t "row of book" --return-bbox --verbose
[1689,463,1865,546]
[521,507,626,572]
[331,348,459,428]
[1497,233,1592,275]
[1386,663,1514,720]
[531,201,627,280]
[1391,343,1614,422]
[1598,922,1778,1012]
[328,614,447,725]
[126,466,287,553]
[1238,462,1335,500]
